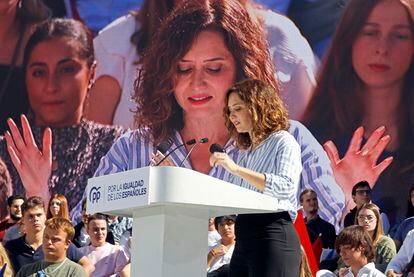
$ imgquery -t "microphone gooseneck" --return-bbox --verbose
[179,138,209,167]
[155,138,196,166]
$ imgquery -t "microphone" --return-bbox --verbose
[209,143,225,153]
[155,138,196,166]
[179,138,209,167]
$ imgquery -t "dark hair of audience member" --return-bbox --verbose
[45,217,75,241]
[7,195,25,207]
[299,188,316,203]
[134,0,276,144]
[213,215,236,230]
[355,203,384,245]
[224,79,289,149]
[47,193,70,220]
[407,185,414,218]
[21,196,45,215]
[87,213,108,227]
[303,0,414,145]
[22,18,94,73]
[0,158,12,219]
[335,225,375,263]
[351,181,371,196]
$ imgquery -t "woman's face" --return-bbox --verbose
[49,198,62,217]
[174,30,237,119]
[357,208,377,233]
[352,0,414,91]
[25,37,94,127]
[227,92,253,134]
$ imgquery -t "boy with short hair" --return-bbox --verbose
[16,217,86,276]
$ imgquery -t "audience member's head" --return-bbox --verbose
[21,196,46,234]
[7,195,25,222]
[43,217,74,262]
[22,18,95,128]
[47,193,70,220]
[87,213,108,247]
[300,189,319,217]
[0,158,12,220]
[135,0,276,143]
[335,225,375,267]
[214,215,236,243]
[351,181,371,208]
[356,203,384,245]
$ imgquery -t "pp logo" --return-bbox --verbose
[89,186,101,204]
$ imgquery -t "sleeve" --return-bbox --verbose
[386,230,414,274]
[375,237,396,272]
[290,120,345,233]
[263,133,302,200]
[67,243,85,263]
[114,247,129,273]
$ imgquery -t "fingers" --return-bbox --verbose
[346,126,364,155]
[374,156,393,176]
[7,145,22,171]
[21,114,38,149]
[42,128,52,162]
[360,126,385,156]
[7,117,26,152]
[323,140,340,165]
[369,135,391,162]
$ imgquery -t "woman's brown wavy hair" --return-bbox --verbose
[303,0,414,146]
[134,0,277,144]
[224,79,288,149]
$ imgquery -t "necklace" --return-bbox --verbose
[41,258,68,276]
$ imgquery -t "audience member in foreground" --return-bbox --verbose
[334,225,385,277]
[4,196,94,274]
[386,229,414,277]
[79,213,129,276]
[16,217,86,277]
[207,215,236,277]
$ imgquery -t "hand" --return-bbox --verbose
[209,152,239,175]
[5,115,52,200]
[211,244,228,257]
[323,126,393,203]
[338,267,350,277]
[149,151,175,166]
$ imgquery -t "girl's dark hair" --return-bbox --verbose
[303,0,414,146]
[335,225,375,263]
[23,18,95,72]
[407,186,414,218]
[224,79,289,149]
[134,0,276,144]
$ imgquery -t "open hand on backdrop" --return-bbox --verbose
[323,126,393,207]
[5,114,52,201]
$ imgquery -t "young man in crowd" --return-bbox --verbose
[0,195,25,241]
[386,229,414,277]
[207,215,236,277]
[16,217,86,276]
[79,213,129,276]
[300,189,336,249]
[4,196,94,274]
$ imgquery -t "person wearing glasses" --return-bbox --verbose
[344,181,390,234]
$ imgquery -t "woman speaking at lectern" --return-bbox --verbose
[209,79,302,277]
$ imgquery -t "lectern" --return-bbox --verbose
[86,166,280,277]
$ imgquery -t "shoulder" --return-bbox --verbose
[94,15,138,55]
[4,235,24,250]
[268,130,299,149]
[17,260,41,275]
[376,236,396,251]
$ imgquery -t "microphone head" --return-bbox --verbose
[209,143,224,153]
[186,139,197,145]
[200,138,209,143]
[157,140,171,154]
